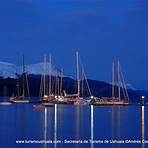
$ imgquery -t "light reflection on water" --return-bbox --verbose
[0,103,147,148]
[44,108,47,148]
[142,106,145,148]
[54,104,57,148]
[91,105,94,148]
[111,106,121,148]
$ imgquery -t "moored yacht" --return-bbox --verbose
[10,55,30,104]
[90,61,130,106]
[64,51,92,105]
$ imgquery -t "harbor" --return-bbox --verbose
[0,0,147,147]
[0,51,135,107]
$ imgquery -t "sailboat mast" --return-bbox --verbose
[112,62,115,99]
[57,73,60,97]
[55,70,58,96]
[118,61,121,100]
[16,67,20,97]
[43,55,47,97]
[76,51,80,99]
[60,68,63,96]
[22,55,25,98]
[49,54,52,97]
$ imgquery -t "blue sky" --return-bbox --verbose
[0,0,148,89]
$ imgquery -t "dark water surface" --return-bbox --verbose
[0,103,147,148]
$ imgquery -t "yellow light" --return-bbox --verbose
[141,96,145,99]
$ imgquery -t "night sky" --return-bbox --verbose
[0,0,148,90]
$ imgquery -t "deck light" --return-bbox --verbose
[91,96,94,99]
[141,96,145,99]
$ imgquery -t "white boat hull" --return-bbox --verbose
[10,99,29,104]
[0,102,12,105]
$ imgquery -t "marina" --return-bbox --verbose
[2,52,132,106]
[0,0,147,147]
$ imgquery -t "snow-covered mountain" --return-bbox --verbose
[26,62,57,75]
[0,62,16,78]
[109,81,137,91]
[0,61,57,78]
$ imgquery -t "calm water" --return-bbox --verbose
[0,102,147,148]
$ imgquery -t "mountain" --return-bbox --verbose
[0,75,146,104]
[0,62,16,78]
[0,61,147,103]
[0,61,57,78]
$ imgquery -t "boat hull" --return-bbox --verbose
[42,103,54,107]
[90,100,130,106]
[10,97,30,104]
[0,102,12,105]
[33,105,46,110]
[10,100,30,104]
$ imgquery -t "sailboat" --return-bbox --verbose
[10,55,30,103]
[64,51,91,105]
[110,61,130,105]
[46,67,74,105]
[63,52,80,104]
[39,54,54,106]
[51,68,68,104]
[91,61,130,105]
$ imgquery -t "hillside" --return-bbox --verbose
[0,75,146,104]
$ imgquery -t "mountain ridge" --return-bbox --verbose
[0,75,147,104]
